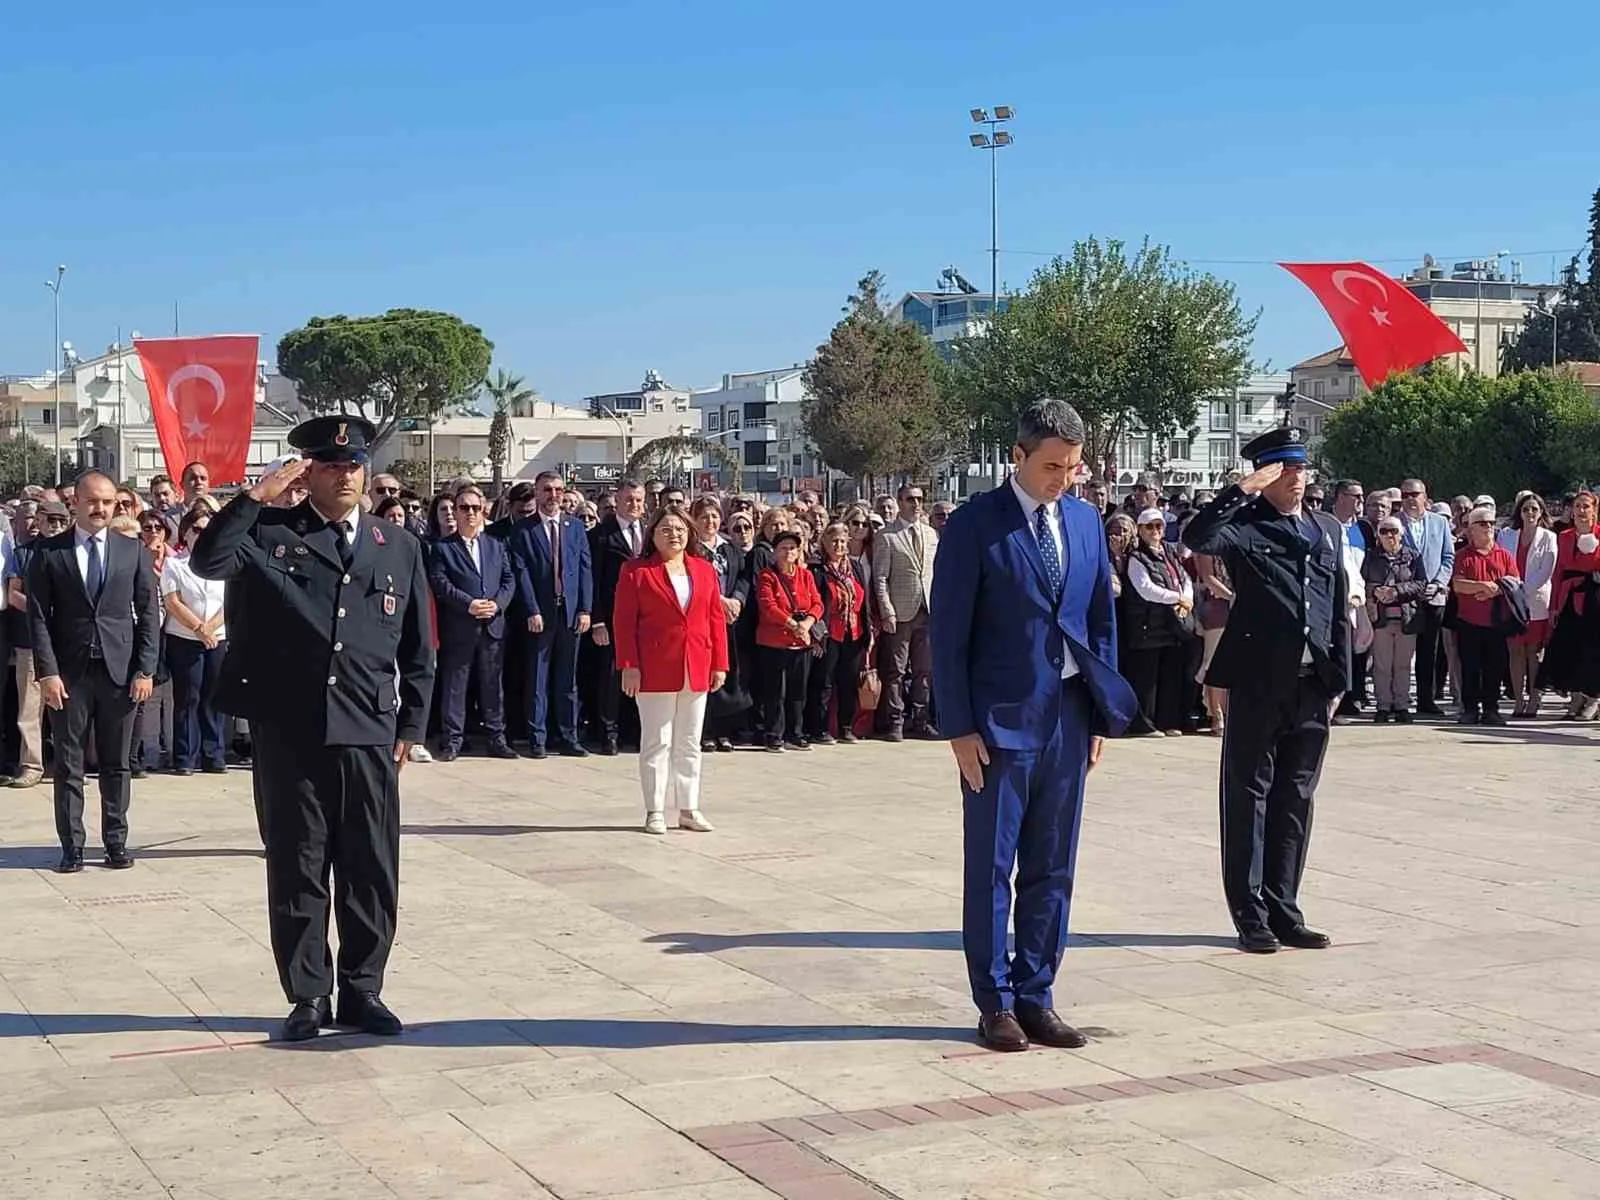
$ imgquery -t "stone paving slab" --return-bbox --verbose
[0,716,1596,1196]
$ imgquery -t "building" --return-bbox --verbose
[1112,373,1290,494]
[583,368,693,421]
[1560,361,1600,401]
[891,267,1009,353]
[690,367,824,500]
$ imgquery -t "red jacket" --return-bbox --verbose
[1553,526,1600,617]
[756,564,823,649]
[612,555,729,692]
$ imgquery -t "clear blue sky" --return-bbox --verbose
[5,0,1596,403]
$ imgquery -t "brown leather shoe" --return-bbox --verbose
[976,1010,1029,1052]
[1015,1003,1088,1049]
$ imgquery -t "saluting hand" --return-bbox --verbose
[247,456,313,505]
[1238,462,1284,496]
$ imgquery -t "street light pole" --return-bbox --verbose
[968,106,1014,323]
[44,265,66,484]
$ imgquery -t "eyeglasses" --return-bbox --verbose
[375,487,399,495]
[1469,519,1494,527]
[455,503,484,513]
[730,523,753,533]
[1400,490,1423,498]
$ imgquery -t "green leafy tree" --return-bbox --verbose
[947,238,1255,482]
[0,433,59,494]
[1323,369,1600,498]
[277,309,493,454]
[802,271,955,488]
[483,368,534,488]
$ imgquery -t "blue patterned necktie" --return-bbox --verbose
[1035,503,1062,596]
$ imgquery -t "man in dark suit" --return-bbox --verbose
[508,471,593,758]
[585,478,646,755]
[428,484,517,761]
[931,399,1138,1053]
[1183,427,1349,955]
[190,417,435,1043]
[28,471,160,872]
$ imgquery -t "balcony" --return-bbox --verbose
[741,419,778,442]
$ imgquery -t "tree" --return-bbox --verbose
[483,368,533,488]
[626,436,741,491]
[947,238,1256,482]
[277,309,493,454]
[388,457,475,496]
[802,271,956,487]
[1322,369,1600,498]
[0,433,58,494]
[1503,184,1600,371]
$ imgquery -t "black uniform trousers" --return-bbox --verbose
[1219,674,1329,937]
[254,721,399,1003]
[52,660,137,854]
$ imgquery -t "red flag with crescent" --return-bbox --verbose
[133,335,259,486]
[1280,262,1468,388]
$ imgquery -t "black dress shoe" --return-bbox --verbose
[55,851,84,874]
[486,741,519,760]
[104,847,135,870]
[335,989,403,1037]
[599,739,619,757]
[130,768,147,780]
[559,743,590,758]
[1015,1003,1088,1049]
[172,767,195,777]
[435,747,459,762]
[976,1010,1029,1052]
[281,997,332,1042]
[202,762,228,774]
[1238,928,1279,954]
[523,744,548,760]
[1457,712,1480,726]
[1394,710,1413,724]
[1275,925,1332,950]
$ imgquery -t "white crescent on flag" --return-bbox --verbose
[1330,268,1390,305]
[164,363,227,416]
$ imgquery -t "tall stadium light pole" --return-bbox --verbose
[968,106,1014,318]
[44,265,66,484]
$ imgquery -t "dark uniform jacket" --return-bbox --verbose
[1182,484,1351,699]
[27,528,160,687]
[189,495,435,746]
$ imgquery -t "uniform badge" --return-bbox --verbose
[273,545,286,559]
[372,525,385,546]
[334,422,350,447]
[1288,428,1302,442]
[293,545,308,556]
[383,594,397,616]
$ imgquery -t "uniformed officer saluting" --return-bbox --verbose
[191,416,435,1041]
[1182,427,1349,955]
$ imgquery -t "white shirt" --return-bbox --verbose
[463,534,482,574]
[160,554,227,641]
[1127,554,1194,606]
[1010,476,1078,680]
[670,571,692,611]
[310,503,361,544]
[74,526,110,589]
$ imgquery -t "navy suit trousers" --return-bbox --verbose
[961,677,1091,1014]
[527,609,581,749]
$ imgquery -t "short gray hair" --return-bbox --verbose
[1016,398,1086,454]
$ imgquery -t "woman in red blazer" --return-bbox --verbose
[755,530,824,752]
[613,505,729,834]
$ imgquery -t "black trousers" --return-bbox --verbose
[583,637,638,746]
[805,632,868,738]
[439,629,507,749]
[1343,650,1370,708]
[52,660,137,854]
[1220,675,1330,936]
[254,722,399,1003]
[1456,623,1510,718]
[1414,603,1445,704]
[756,645,809,741]
[1122,642,1193,733]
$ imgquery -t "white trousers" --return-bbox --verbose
[636,688,708,815]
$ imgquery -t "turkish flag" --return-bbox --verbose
[134,335,259,486]
[1280,262,1468,388]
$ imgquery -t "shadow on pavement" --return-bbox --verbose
[643,930,1238,954]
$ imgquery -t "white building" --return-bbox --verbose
[1112,373,1290,494]
[690,367,825,500]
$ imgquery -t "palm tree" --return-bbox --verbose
[483,368,537,488]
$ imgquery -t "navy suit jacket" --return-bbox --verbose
[931,484,1137,749]
[428,533,516,643]
[509,513,594,631]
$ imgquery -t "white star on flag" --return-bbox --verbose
[1370,307,1391,326]
[183,414,209,438]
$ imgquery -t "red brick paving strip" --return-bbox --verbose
[686,1043,1600,1199]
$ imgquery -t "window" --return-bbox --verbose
[1209,441,1236,468]
[706,412,722,434]
[40,408,53,426]
[726,411,741,430]
[1121,434,1151,470]
[1208,400,1233,432]
[1312,380,1326,400]
[777,439,791,455]
[1167,438,1192,462]
[744,441,769,467]
[792,454,803,467]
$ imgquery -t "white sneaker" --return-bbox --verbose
[678,810,715,833]
[408,745,433,763]
[644,813,668,835]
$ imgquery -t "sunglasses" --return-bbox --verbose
[1378,529,1402,537]
[1469,519,1494,527]
[455,503,484,513]
[1400,490,1422,498]
[375,486,400,495]
[139,523,165,532]
[730,523,753,532]
[847,519,868,527]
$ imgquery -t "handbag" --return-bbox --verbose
[774,568,826,649]
[857,665,883,711]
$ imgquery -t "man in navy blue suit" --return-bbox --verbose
[932,398,1137,1053]
[427,484,517,761]
[509,471,594,758]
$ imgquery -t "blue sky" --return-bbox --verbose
[4,0,1596,403]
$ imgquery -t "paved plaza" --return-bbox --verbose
[1,717,1598,1199]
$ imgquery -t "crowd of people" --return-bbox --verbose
[5,452,1596,855]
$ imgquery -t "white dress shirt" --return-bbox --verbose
[74,526,110,589]
[310,503,361,544]
[463,534,482,574]
[1010,476,1078,680]
[161,554,227,641]
[670,571,692,611]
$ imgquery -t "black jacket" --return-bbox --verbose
[1182,485,1351,698]
[1118,543,1190,652]
[1360,545,1426,632]
[189,495,435,745]
[27,528,160,687]
[588,514,636,628]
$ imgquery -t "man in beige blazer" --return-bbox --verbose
[872,483,939,739]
